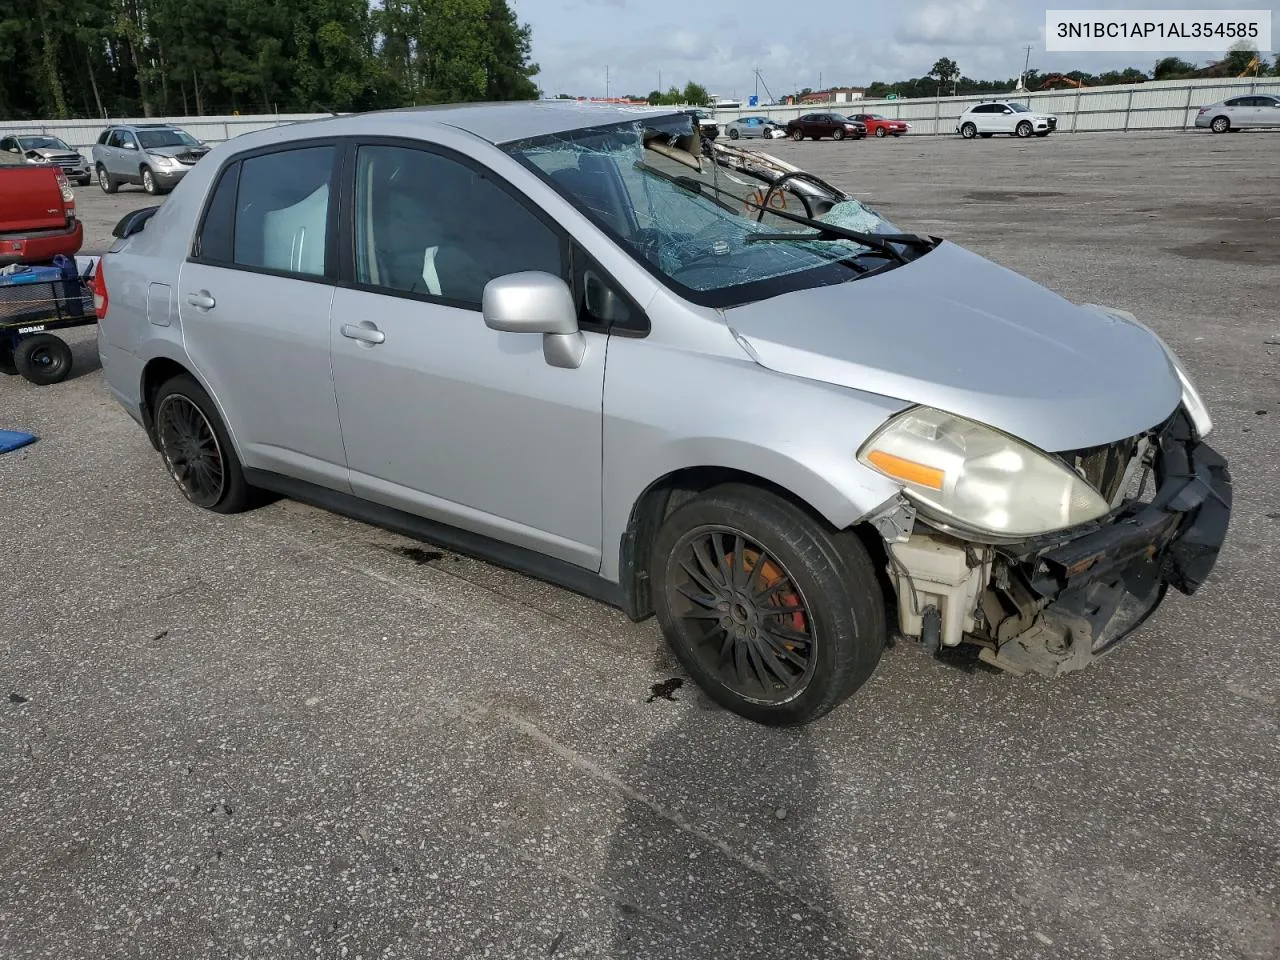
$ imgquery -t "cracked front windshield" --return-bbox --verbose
[505,116,904,297]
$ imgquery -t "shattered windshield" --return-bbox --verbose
[504,115,912,306]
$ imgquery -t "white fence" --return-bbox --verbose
[5,76,1279,161]
[712,77,1280,135]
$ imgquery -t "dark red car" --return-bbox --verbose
[785,113,866,141]
[0,162,83,266]
[848,113,911,138]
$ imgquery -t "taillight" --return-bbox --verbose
[92,262,109,320]
[1197,106,1209,114]
[55,169,75,205]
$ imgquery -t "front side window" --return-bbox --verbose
[353,144,563,306]
[234,146,333,277]
[506,115,913,308]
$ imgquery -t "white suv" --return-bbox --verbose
[956,101,1058,139]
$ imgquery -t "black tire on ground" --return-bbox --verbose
[875,127,886,138]
[650,483,886,726]
[960,122,977,139]
[1016,121,1033,138]
[14,334,73,385]
[791,128,803,141]
[141,166,167,196]
[728,129,739,139]
[1211,116,1230,134]
[152,373,255,514]
[97,165,118,194]
[833,128,845,141]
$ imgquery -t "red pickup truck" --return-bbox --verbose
[0,162,84,266]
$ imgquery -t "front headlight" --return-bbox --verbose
[1081,304,1213,439]
[149,154,176,167]
[857,407,1110,538]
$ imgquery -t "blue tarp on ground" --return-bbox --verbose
[0,430,38,454]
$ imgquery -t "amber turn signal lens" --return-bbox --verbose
[865,450,945,491]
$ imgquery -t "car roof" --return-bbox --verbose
[114,122,185,130]
[245,101,685,147]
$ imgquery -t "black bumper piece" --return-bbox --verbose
[981,412,1232,676]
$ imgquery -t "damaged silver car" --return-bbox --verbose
[96,103,1231,725]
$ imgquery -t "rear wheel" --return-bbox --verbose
[97,165,117,194]
[153,374,254,513]
[960,122,977,139]
[1016,120,1033,138]
[1211,116,1230,134]
[14,334,73,385]
[651,484,885,726]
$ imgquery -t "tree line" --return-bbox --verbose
[0,0,539,121]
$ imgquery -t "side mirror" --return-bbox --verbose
[482,271,585,369]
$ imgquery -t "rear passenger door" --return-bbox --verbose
[179,141,349,490]
[327,140,608,569]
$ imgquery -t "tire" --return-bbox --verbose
[728,129,739,140]
[141,166,165,195]
[960,122,977,139]
[833,128,845,141]
[97,165,117,194]
[152,374,254,514]
[650,484,885,726]
[762,127,773,138]
[875,127,886,138]
[791,128,803,141]
[1211,116,1230,134]
[1016,121,1033,138]
[0,342,17,375]
[14,334,73,385]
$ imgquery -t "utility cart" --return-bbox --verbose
[0,257,97,386]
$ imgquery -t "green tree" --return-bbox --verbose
[929,57,960,87]
[682,81,709,105]
[1223,40,1260,75]
[1153,56,1195,80]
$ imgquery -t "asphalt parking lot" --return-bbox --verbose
[3,130,1278,959]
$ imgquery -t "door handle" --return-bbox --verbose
[185,290,215,310]
[341,321,385,345]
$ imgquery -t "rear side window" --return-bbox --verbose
[233,146,334,277]
[1224,97,1247,107]
[193,162,239,263]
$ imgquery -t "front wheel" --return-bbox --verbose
[833,128,845,141]
[14,334,73,385]
[97,165,117,194]
[141,166,163,195]
[728,129,739,140]
[153,374,255,513]
[651,484,886,726]
[960,122,977,139]
[1016,121,1033,138]
[874,127,886,138]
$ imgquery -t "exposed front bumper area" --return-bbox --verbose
[885,411,1232,677]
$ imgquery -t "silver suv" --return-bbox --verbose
[0,134,93,185]
[92,123,210,195]
[94,103,1231,725]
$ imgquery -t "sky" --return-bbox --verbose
[516,0,1278,99]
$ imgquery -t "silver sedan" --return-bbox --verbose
[1195,94,1280,133]
[725,116,787,140]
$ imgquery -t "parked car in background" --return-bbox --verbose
[0,134,92,185]
[956,101,1058,139]
[786,113,866,141]
[1195,95,1280,133]
[92,123,211,195]
[0,162,82,266]
[685,109,719,140]
[94,102,1230,726]
[725,116,787,139]
[847,113,911,138]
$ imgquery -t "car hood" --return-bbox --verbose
[146,145,209,159]
[29,147,83,161]
[722,241,1181,452]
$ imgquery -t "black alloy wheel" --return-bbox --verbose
[155,392,226,508]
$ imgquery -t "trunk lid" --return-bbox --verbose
[0,166,68,233]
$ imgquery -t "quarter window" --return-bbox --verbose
[233,146,334,277]
[193,162,239,263]
[353,144,563,306]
